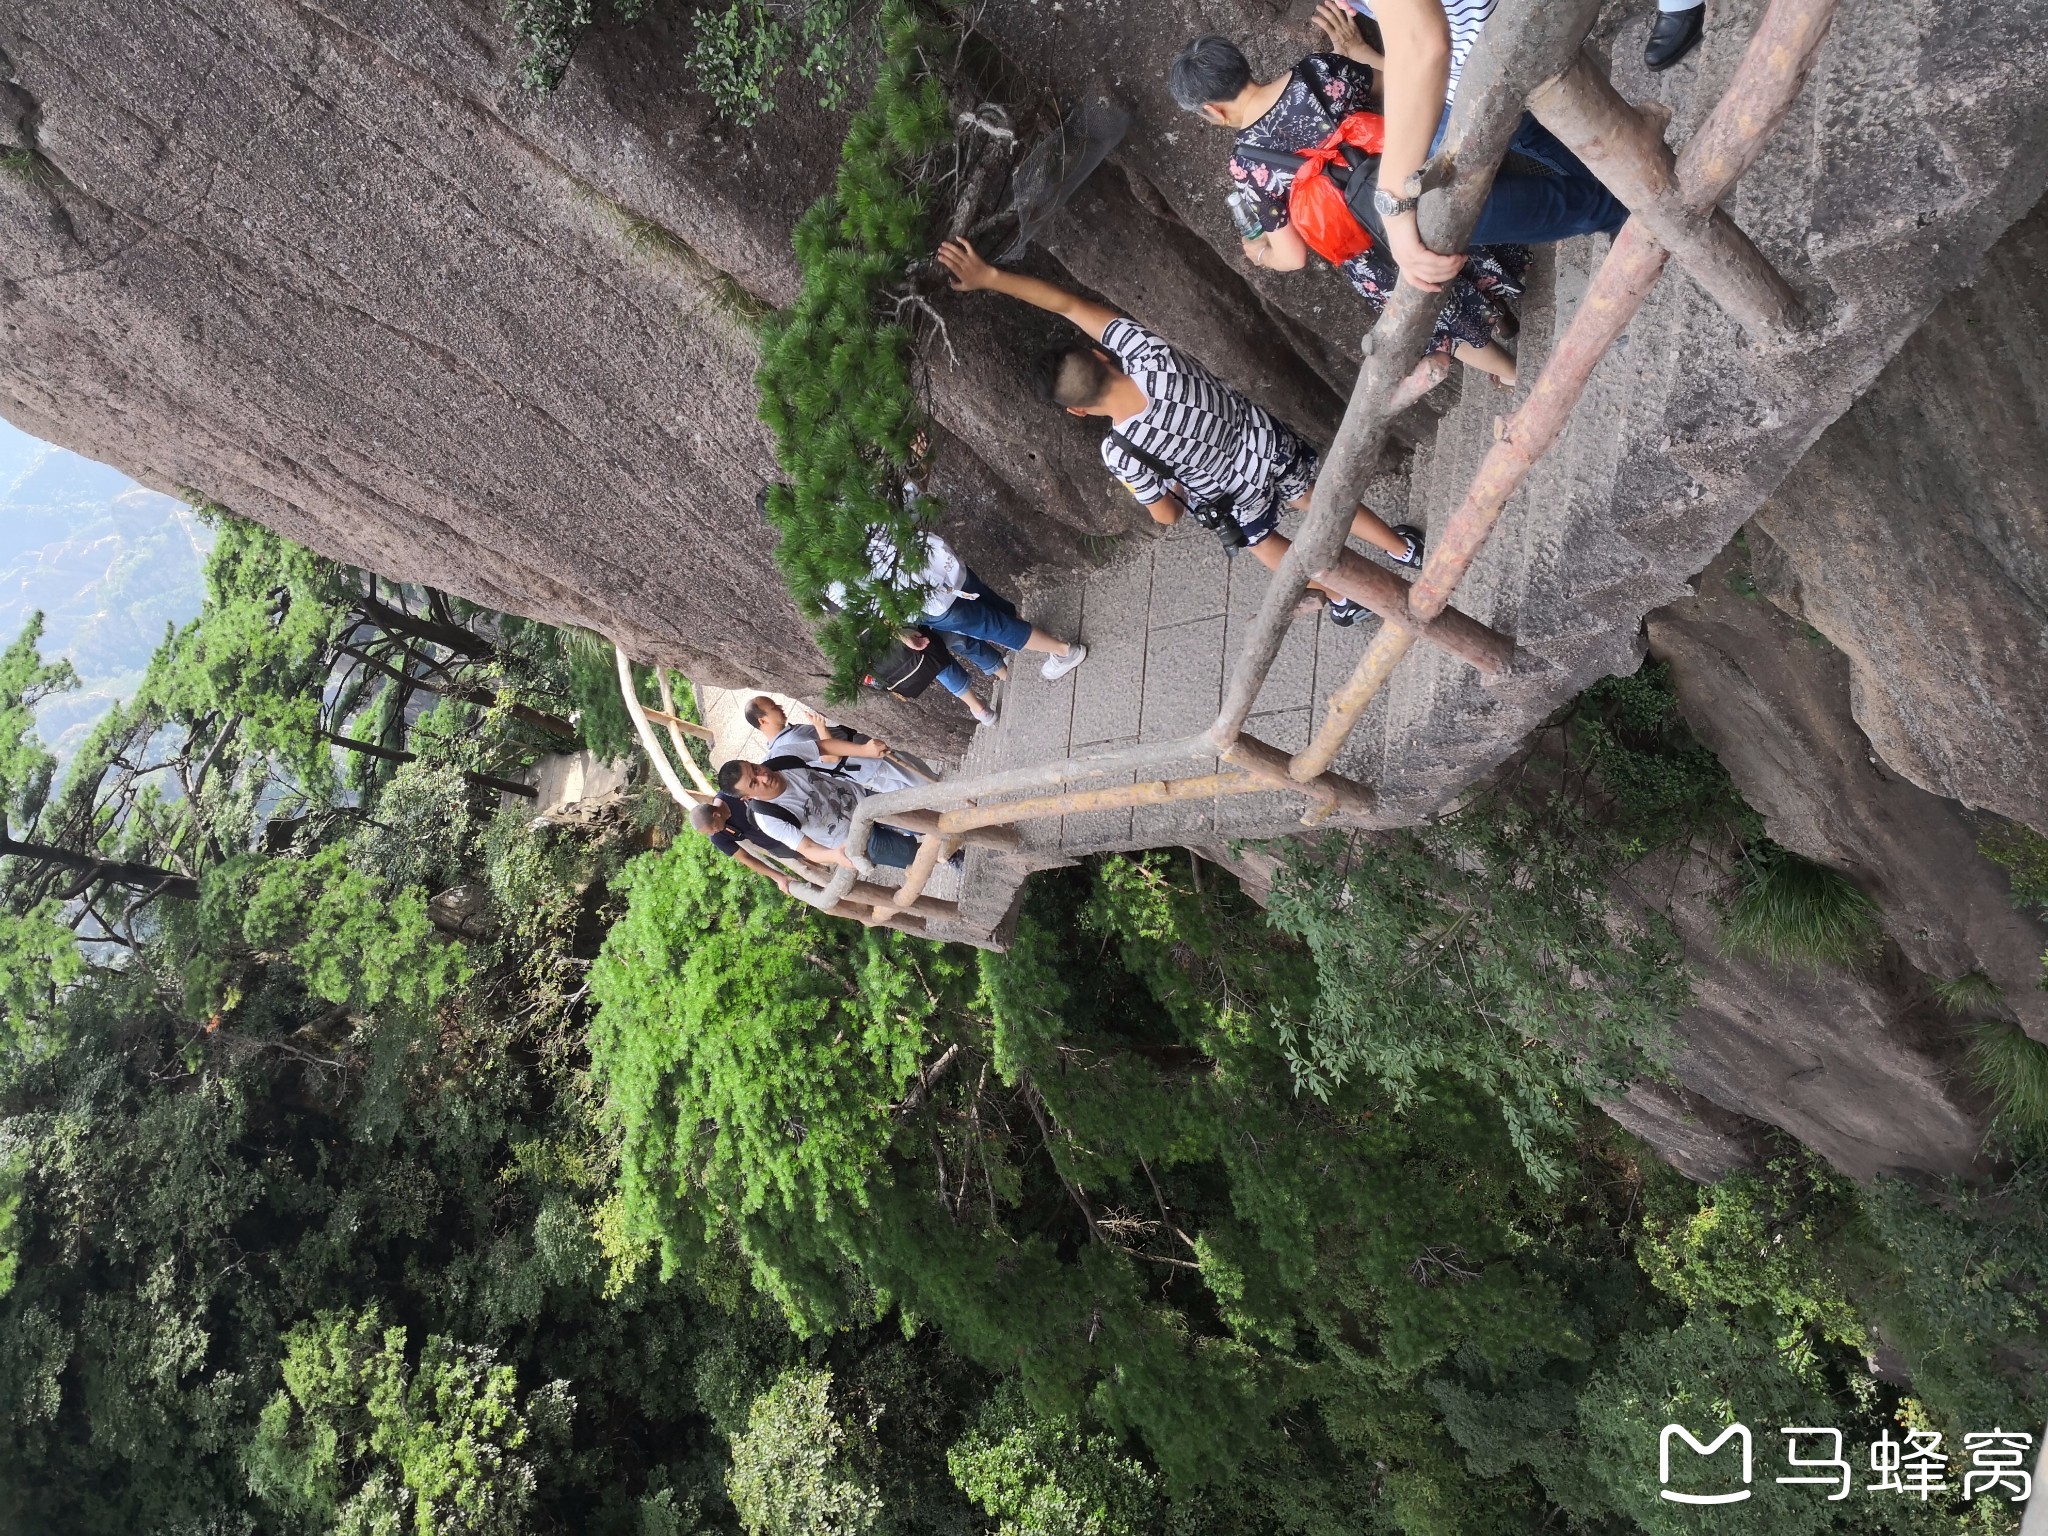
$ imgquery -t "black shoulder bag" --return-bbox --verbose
[1105,428,1248,553]
[865,629,954,700]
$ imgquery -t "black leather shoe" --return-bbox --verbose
[1644,4,1705,70]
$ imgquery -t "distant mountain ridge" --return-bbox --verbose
[0,420,210,754]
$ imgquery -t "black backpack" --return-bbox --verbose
[865,629,955,700]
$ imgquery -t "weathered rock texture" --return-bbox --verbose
[0,0,1341,728]
[1751,207,2048,837]
[1638,537,2045,1181]
[1654,537,2048,1043]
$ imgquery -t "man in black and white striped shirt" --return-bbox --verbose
[936,237,1424,626]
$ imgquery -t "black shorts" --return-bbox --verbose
[1237,432,1320,547]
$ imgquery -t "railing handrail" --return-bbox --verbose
[787,0,1600,922]
[790,0,1833,931]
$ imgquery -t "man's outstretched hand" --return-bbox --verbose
[937,238,997,291]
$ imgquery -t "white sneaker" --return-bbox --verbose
[1040,644,1087,681]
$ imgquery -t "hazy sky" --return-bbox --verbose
[0,418,211,752]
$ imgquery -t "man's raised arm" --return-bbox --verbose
[1370,0,1467,293]
[937,239,1123,342]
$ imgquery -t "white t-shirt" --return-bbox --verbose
[823,529,972,617]
[1347,0,1497,100]
[767,724,917,794]
[752,764,865,850]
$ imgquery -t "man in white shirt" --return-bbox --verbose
[717,758,938,873]
[742,696,921,794]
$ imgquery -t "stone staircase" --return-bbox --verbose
[863,0,2048,950]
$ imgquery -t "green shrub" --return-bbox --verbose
[1931,969,2006,1016]
[947,1383,1163,1536]
[1720,843,1881,970]
[1851,1171,2048,1433]
[689,0,866,124]
[1269,819,1686,1188]
[754,0,954,700]
[1637,1161,1867,1377]
[246,1308,573,1535]
[1968,1019,2048,1141]
[1569,662,1761,856]
[1980,819,2048,917]
[505,0,652,92]
[725,1368,884,1536]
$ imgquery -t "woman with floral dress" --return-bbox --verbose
[1223,48,1525,388]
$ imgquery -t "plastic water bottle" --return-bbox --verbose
[1226,187,1265,243]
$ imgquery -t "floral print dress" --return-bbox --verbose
[1230,54,1526,357]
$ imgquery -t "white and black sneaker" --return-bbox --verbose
[1328,598,1370,628]
[1390,525,1426,570]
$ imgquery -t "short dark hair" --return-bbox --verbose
[742,695,780,729]
[715,759,749,794]
[1168,36,1252,113]
[1033,346,1120,410]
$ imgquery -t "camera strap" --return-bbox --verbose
[1104,429,1235,517]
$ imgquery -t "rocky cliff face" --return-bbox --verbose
[1605,204,2048,1185]
[0,0,1343,731]
[1750,207,2048,839]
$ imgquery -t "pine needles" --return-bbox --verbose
[1720,844,1882,971]
[754,0,954,701]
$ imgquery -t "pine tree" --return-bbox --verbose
[754,0,955,699]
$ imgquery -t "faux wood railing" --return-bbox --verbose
[785,0,1839,928]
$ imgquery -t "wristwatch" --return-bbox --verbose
[1372,185,1419,222]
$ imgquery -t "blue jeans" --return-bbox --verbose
[866,823,921,869]
[1435,111,1628,247]
[923,570,1031,673]
[936,661,972,698]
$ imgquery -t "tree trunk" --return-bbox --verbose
[336,645,576,739]
[349,589,497,660]
[317,731,538,799]
[0,831,201,900]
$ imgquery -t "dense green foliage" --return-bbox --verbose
[1266,667,1744,1185]
[590,834,2043,1533]
[6,513,2045,1536]
[754,0,954,700]
[1980,819,2048,918]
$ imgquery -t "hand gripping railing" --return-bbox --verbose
[794,0,1833,925]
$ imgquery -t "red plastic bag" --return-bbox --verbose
[1288,112,1387,265]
